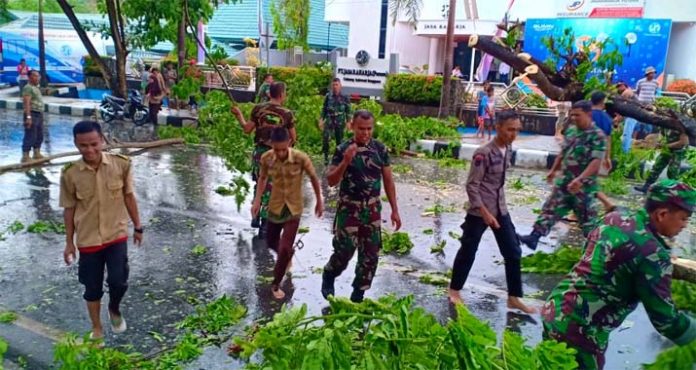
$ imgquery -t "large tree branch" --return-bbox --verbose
[608,96,696,140]
[55,0,114,92]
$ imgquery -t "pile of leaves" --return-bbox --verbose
[0,221,24,241]
[643,340,696,370]
[521,244,583,274]
[27,220,66,234]
[53,295,247,369]
[0,311,17,324]
[230,295,578,369]
[672,280,696,313]
[381,231,414,255]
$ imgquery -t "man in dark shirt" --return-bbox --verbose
[448,110,536,314]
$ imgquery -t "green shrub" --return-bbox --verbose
[384,74,442,106]
[82,55,104,77]
[256,65,332,95]
[375,115,459,152]
[523,94,549,109]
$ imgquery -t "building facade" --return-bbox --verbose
[326,0,696,84]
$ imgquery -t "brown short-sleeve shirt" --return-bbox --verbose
[59,153,134,251]
[250,102,295,147]
[259,148,316,217]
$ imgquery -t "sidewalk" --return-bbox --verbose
[413,133,563,170]
[0,87,196,126]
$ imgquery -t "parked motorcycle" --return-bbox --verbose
[99,89,149,126]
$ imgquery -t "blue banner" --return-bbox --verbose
[524,18,672,89]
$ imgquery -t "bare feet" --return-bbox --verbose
[448,288,464,305]
[507,296,538,314]
[271,286,286,300]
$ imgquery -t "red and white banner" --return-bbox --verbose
[556,0,645,18]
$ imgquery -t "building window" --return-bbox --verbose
[378,0,388,59]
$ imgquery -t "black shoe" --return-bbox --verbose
[518,231,541,251]
[321,271,335,300]
[634,185,649,193]
[350,289,365,303]
[251,216,260,228]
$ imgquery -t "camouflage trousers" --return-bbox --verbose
[323,200,382,290]
[322,121,345,161]
[251,145,272,220]
[533,182,599,237]
[644,148,686,186]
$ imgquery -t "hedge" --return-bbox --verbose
[384,74,443,106]
[255,66,332,95]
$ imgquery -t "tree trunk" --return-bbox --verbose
[38,0,47,87]
[468,34,696,140]
[177,15,187,73]
[55,0,114,92]
[439,0,456,118]
[105,0,128,98]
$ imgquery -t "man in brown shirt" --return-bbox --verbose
[232,82,297,235]
[252,127,323,300]
[59,120,143,341]
[448,110,536,314]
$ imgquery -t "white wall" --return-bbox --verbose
[323,0,351,23]
[665,22,696,81]
[645,0,696,22]
[342,0,382,57]
[386,22,431,69]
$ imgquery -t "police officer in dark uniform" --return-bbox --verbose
[448,110,537,314]
[319,78,352,165]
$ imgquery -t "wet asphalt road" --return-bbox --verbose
[0,110,693,369]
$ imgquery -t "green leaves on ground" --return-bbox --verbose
[0,311,18,324]
[0,336,7,364]
[27,220,66,234]
[53,296,247,369]
[214,185,233,196]
[0,221,24,241]
[381,231,414,255]
[510,177,528,190]
[190,244,207,256]
[521,244,583,274]
[642,339,696,370]
[422,203,457,216]
[419,273,449,287]
[672,280,696,313]
[430,240,446,254]
[231,294,578,369]
[391,163,413,174]
[297,226,310,234]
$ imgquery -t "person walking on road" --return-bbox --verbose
[319,78,352,165]
[145,68,165,125]
[251,127,323,300]
[232,82,297,237]
[321,110,401,303]
[542,179,696,370]
[447,110,537,314]
[634,126,688,193]
[519,101,606,250]
[22,70,45,162]
[616,81,638,153]
[59,120,143,341]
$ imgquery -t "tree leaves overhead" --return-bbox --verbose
[270,0,310,51]
[389,0,422,28]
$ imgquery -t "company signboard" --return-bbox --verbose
[336,55,389,90]
[524,18,672,87]
[556,0,645,18]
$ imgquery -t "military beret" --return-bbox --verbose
[647,179,696,213]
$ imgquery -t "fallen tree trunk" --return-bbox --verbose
[674,258,696,284]
[468,35,696,140]
[0,138,185,173]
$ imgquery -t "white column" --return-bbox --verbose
[469,48,476,82]
[428,38,440,75]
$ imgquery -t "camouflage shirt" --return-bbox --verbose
[542,208,696,354]
[321,93,352,128]
[558,125,606,186]
[662,127,686,150]
[256,82,270,103]
[332,139,390,202]
[250,102,295,147]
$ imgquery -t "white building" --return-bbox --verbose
[325,0,696,83]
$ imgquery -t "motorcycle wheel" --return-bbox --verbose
[133,107,149,126]
[100,107,115,123]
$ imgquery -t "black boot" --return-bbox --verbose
[634,184,649,193]
[519,231,541,251]
[321,271,335,300]
[350,288,365,303]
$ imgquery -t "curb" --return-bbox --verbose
[411,139,558,170]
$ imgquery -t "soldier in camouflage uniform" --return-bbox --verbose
[256,74,273,103]
[634,127,688,193]
[320,78,352,165]
[520,101,606,250]
[321,110,401,303]
[542,179,696,370]
[232,82,296,235]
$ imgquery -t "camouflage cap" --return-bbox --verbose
[647,179,696,213]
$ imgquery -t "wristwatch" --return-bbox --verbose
[134,227,144,233]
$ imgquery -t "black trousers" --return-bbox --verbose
[22,111,44,152]
[449,213,523,297]
[78,241,129,313]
